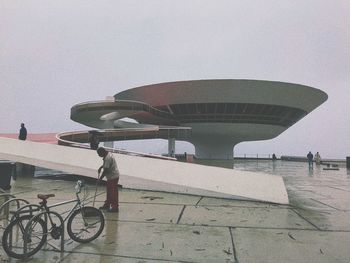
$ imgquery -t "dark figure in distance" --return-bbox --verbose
[272,153,277,160]
[97,147,120,212]
[307,151,314,169]
[89,132,99,150]
[18,123,27,140]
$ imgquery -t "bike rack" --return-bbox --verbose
[10,204,42,222]
[0,193,16,199]
[24,210,65,256]
[0,198,29,221]
[0,193,16,220]
[6,204,43,250]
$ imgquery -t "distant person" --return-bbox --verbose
[307,151,314,168]
[89,132,99,150]
[97,147,120,212]
[18,123,27,140]
[272,153,277,160]
[314,152,321,165]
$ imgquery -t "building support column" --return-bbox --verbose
[191,137,235,160]
[104,141,114,149]
[168,138,175,157]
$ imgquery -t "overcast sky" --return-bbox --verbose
[1,1,349,159]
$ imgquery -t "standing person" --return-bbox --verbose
[97,147,119,212]
[18,123,27,140]
[89,132,100,150]
[314,152,321,165]
[307,151,314,169]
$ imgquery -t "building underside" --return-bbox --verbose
[67,79,328,160]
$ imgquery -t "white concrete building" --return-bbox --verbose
[70,79,328,160]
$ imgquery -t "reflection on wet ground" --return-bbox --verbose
[1,160,350,262]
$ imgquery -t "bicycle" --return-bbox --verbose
[2,180,105,259]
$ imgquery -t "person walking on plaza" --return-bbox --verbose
[272,153,277,160]
[97,147,120,212]
[314,152,321,165]
[307,151,314,169]
[18,123,27,140]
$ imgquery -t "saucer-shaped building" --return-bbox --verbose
[71,79,328,159]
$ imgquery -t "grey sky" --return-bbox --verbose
[1,1,349,158]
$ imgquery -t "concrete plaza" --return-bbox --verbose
[1,160,350,262]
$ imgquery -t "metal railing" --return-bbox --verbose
[234,154,274,159]
[56,129,179,161]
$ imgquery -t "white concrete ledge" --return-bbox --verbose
[0,137,288,204]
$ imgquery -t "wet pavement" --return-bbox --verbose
[1,160,350,262]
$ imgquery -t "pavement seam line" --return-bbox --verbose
[103,218,333,232]
[229,227,239,263]
[195,196,203,207]
[176,205,186,224]
[291,208,322,231]
[327,186,350,192]
[47,248,195,263]
[310,198,340,210]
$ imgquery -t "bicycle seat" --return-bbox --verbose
[37,194,55,200]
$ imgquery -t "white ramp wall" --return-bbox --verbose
[0,137,289,204]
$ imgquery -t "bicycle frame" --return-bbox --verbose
[3,180,105,259]
[9,180,87,239]
[44,195,83,226]
[48,181,89,227]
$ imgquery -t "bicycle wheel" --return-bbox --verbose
[2,215,47,259]
[67,206,104,243]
